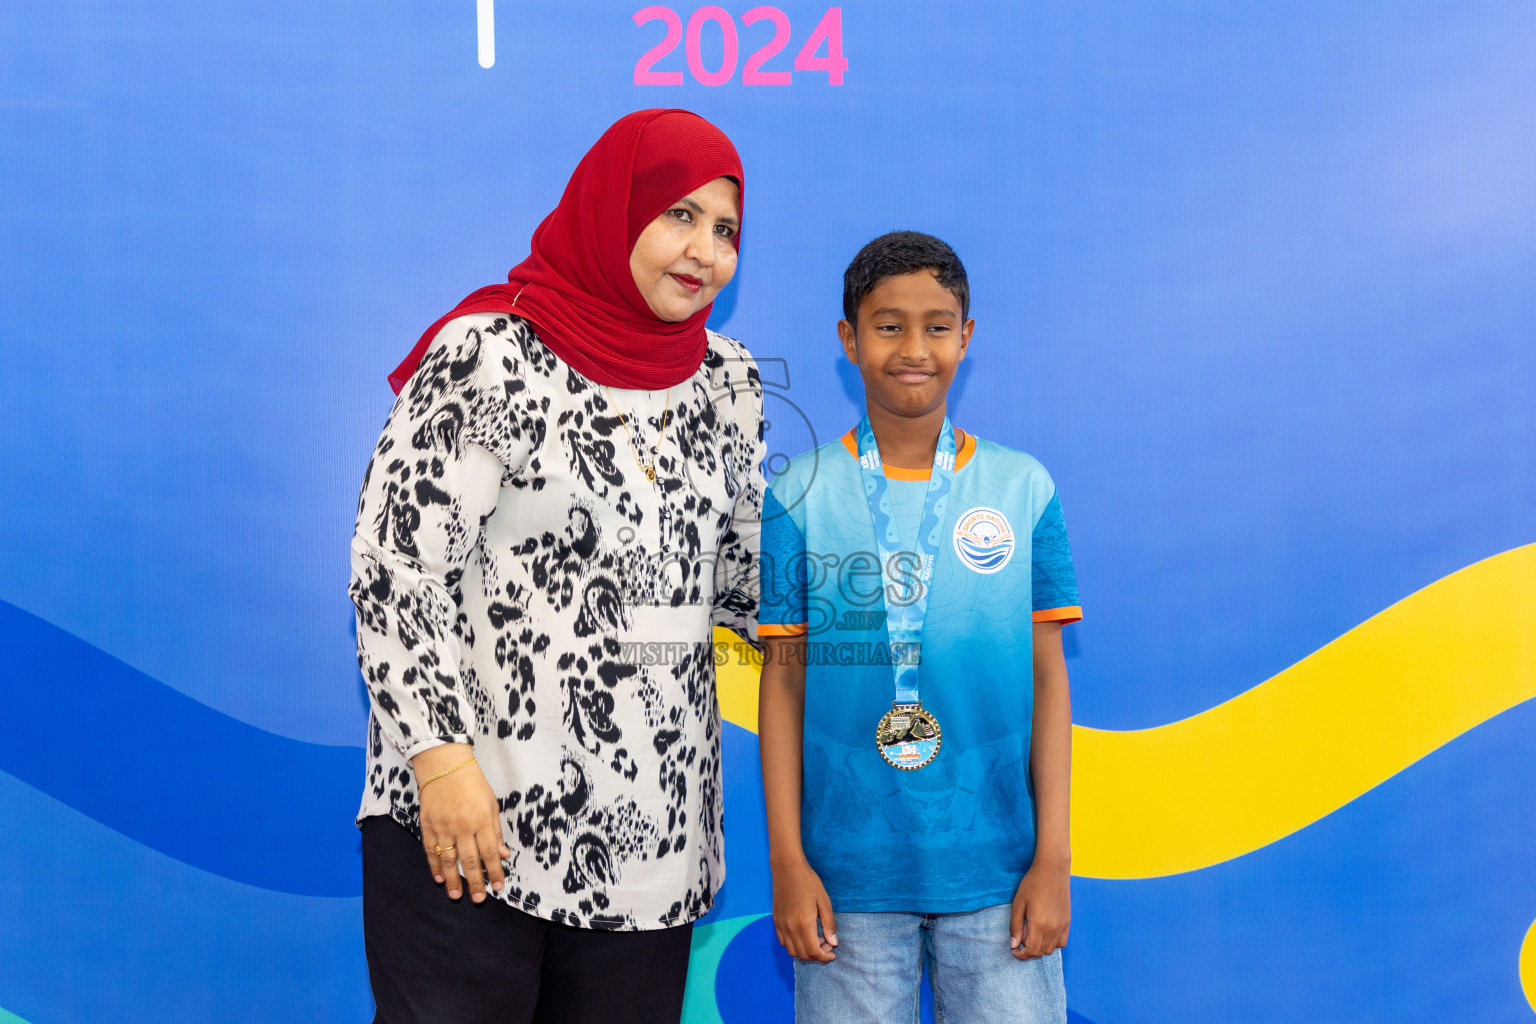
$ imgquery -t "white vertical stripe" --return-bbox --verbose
[476,0,495,68]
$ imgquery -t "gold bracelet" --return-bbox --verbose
[416,756,478,792]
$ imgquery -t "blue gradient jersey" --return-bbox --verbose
[760,428,1080,913]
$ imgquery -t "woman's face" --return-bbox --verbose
[628,176,741,323]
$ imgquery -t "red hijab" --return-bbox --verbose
[388,109,744,394]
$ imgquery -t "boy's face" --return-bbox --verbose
[838,270,974,422]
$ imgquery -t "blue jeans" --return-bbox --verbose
[793,905,1066,1024]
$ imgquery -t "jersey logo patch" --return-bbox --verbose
[952,506,1015,574]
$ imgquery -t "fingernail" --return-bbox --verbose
[434,875,444,883]
[448,889,461,899]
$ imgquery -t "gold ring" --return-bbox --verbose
[434,844,456,856]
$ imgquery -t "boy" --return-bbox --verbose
[758,232,1080,1023]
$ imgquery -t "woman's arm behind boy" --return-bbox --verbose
[1011,620,1073,960]
[760,634,840,962]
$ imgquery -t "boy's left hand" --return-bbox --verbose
[1010,860,1071,960]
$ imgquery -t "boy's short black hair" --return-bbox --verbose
[842,231,970,324]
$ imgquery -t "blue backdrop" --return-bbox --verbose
[3,1,1535,1021]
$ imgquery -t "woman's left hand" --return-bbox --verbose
[1010,859,1071,960]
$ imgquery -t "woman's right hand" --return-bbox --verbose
[411,743,512,902]
[772,855,838,962]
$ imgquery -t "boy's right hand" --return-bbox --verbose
[772,856,838,962]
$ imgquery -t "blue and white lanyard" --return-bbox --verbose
[853,415,957,706]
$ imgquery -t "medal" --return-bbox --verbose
[876,702,942,770]
[854,415,958,771]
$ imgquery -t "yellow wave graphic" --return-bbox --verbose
[715,634,764,733]
[715,543,1536,879]
[1074,543,1536,878]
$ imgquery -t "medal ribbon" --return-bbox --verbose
[854,415,957,706]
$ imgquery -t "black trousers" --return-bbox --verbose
[362,817,694,1024]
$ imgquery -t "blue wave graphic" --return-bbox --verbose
[955,535,1013,572]
[714,720,774,920]
[0,771,369,1023]
[0,600,363,896]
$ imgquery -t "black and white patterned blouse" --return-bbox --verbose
[350,313,763,930]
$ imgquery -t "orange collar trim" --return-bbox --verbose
[839,427,977,479]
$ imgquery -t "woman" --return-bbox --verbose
[349,109,763,1023]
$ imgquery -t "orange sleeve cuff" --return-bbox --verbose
[1032,606,1083,624]
[757,623,809,637]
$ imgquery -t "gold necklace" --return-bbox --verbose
[605,386,673,482]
